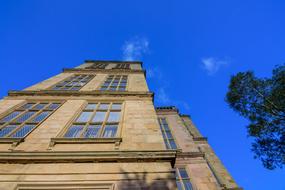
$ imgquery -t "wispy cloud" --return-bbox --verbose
[201,57,229,75]
[122,36,149,61]
[156,88,190,111]
[157,88,170,104]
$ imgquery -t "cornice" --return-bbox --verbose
[0,150,177,164]
[8,90,154,99]
[84,60,143,65]
[176,151,205,158]
[155,106,179,114]
[63,68,146,76]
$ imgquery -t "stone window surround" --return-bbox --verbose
[51,101,125,149]
[99,75,128,91]
[49,74,95,91]
[15,183,115,190]
[175,166,195,190]
[0,100,64,147]
[158,117,180,150]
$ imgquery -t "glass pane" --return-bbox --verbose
[21,103,35,109]
[103,125,117,138]
[47,103,60,110]
[86,104,97,110]
[164,139,170,149]
[166,131,173,138]
[107,112,120,122]
[0,111,22,123]
[99,104,109,110]
[30,111,50,123]
[179,168,189,179]
[163,124,170,131]
[183,180,193,190]
[64,125,83,138]
[92,111,106,122]
[169,139,177,149]
[120,82,127,87]
[118,87,126,91]
[83,125,100,138]
[76,112,92,122]
[100,87,107,91]
[0,125,17,137]
[110,87,116,91]
[16,111,36,123]
[71,87,80,91]
[10,125,35,138]
[176,181,183,190]
[33,103,47,110]
[111,103,121,110]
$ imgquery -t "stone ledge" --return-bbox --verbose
[0,138,24,147]
[63,68,146,75]
[176,151,205,158]
[49,137,122,149]
[0,150,178,164]
[193,137,208,142]
[8,90,154,98]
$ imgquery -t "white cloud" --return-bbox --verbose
[156,88,170,104]
[201,57,229,75]
[122,37,149,61]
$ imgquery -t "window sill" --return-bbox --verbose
[49,137,122,147]
[0,138,24,147]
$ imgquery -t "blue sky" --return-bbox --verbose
[0,1,285,189]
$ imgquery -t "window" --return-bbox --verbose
[87,63,108,69]
[64,102,122,138]
[0,102,61,138]
[51,75,94,91]
[100,75,128,91]
[113,63,130,69]
[176,168,193,190]
[158,118,177,149]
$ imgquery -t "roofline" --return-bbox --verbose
[84,60,143,65]
[155,106,179,113]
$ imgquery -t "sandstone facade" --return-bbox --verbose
[0,60,242,190]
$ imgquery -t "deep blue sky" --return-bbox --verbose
[1,1,285,189]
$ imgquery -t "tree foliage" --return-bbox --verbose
[226,64,285,169]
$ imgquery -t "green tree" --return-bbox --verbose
[226,64,285,169]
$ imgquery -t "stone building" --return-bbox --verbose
[0,60,242,190]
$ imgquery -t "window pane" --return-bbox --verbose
[111,103,121,110]
[30,111,50,123]
[0,111,22,123]
[47,103,60,110]
[118,87,126,91]
[107,112,120,122]
[166,131,173,138]
[16,111,36,123]
[179,168,189,179]
[64,125,83,138]
[86,104,97,110]
[83,125,100,138]
[21,103,35,109]
[76,112,92,122]
[33,103,47,110]
[176,181,183,190]
[11,125,35,138]
[92,111,106,122]
[163,124,170,131]
[0,125,17,137]
[183,180,193,190]
[99,104,109,110]
[169,139,177,149]
[164,139,170,149]
[103,125,117,137]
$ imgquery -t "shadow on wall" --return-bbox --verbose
[116,169,177,190]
